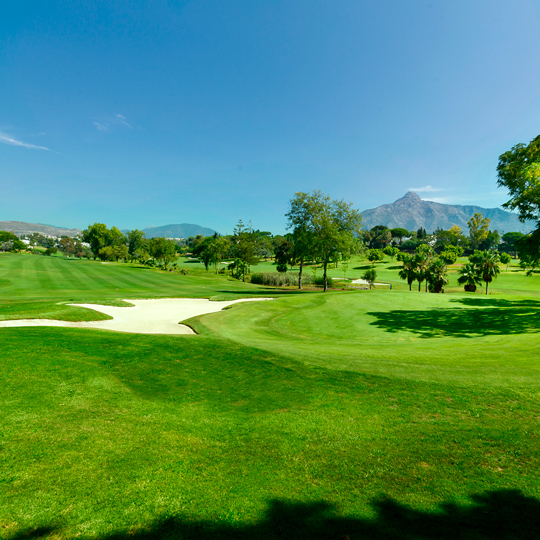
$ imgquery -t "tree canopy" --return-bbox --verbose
[286,190,362,291]
[497,134,540,224]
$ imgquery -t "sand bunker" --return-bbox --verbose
[0,297,271,335]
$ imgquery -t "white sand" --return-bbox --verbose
[0,297,271,335]
[349,278,390,287]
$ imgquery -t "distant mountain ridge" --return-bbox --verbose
[0,221,81,237]
[361,192,534,234]
[138,223,219,239]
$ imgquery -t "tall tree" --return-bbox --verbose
[148,237,176,269]
[398,253,417,291]
[497,134,540,271]
[497,134,540,223]
[127,229,147,259]
[286,192,315,290]
[426,257,449,293]
[286,190,362,292]
[390,228,409,246]
[467,213,491,251]
[474,250,501,295]
[230,220,259,281]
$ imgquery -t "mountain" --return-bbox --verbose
[0,221,81,237]
[361,192,534,234]
[140,223,219,239]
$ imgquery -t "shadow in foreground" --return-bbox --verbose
[7,489,540,540]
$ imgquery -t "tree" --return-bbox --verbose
[457,262,481,292]
[286,193,316,289]
[305,191,363,292]
[230,220,259,281]
[426,257,448,293]
[499,252,512,271]
[193,236,229,272]
[414,244,434,292]
[286,190,362,292]
[59,237,77,256]
[474,250,501,295]
[369,225,392,248]
[275,240,293,272]
[99,244,129,262]
[366,248,385,265]
[497,135,540,272]
[391,228,409,246]
[497,134,540,223]
[383,246,399,260]
[82,223,127,261]
[500,232,525,256]
[398,253,417,291]
[467,213,491,251]
[515,229,540,274]
[479,230,500,251]
[362,268,377,289]
[148,237,176,269]
[439,247,459,266]
[127,229,147,259]
[0,231,25,252]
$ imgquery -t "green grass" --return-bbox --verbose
[1,252,540,539]
[0,253,290,321]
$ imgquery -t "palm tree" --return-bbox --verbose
[457,262,481,292]
[426,257,449,293]
[414,245,434,292]
[398,254,417,291]
[475,250,501,295]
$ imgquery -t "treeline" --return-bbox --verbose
[361,213,524,256]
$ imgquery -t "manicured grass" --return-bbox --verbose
[0,253,290,321]
[191,290,540,387]
[1,251,540,538]
[2,328,540,539]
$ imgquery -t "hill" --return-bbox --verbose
[361,192,534,234]
[140,223,219,239]
[0,220,81,237]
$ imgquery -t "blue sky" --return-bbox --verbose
[2,0,540,234]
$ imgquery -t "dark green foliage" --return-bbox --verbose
[497,133,540,223]
[366,248,385,264]
[0,230,25,252]
[362,268,377,288]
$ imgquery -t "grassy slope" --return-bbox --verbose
[191,290,540,387]
[1,252,540,539]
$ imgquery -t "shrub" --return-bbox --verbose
[250,272,312,287]
[312,276,336,288]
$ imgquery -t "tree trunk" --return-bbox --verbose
[323,263,328,292]
[485,282,488,295]
[298,260,303,290]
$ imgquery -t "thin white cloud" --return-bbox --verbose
[92,114,133,132]
[93,121,109,132]
[0,132,51,151]
[409,185,444,193]
[115,114,133,129]
[422,196,453,203]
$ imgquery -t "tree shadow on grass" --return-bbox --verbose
[368,301,540,338]
[8,490,540,540]
[451,297,540,309]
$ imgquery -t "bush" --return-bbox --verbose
[312,276,336,288]
[250,272,312,287]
